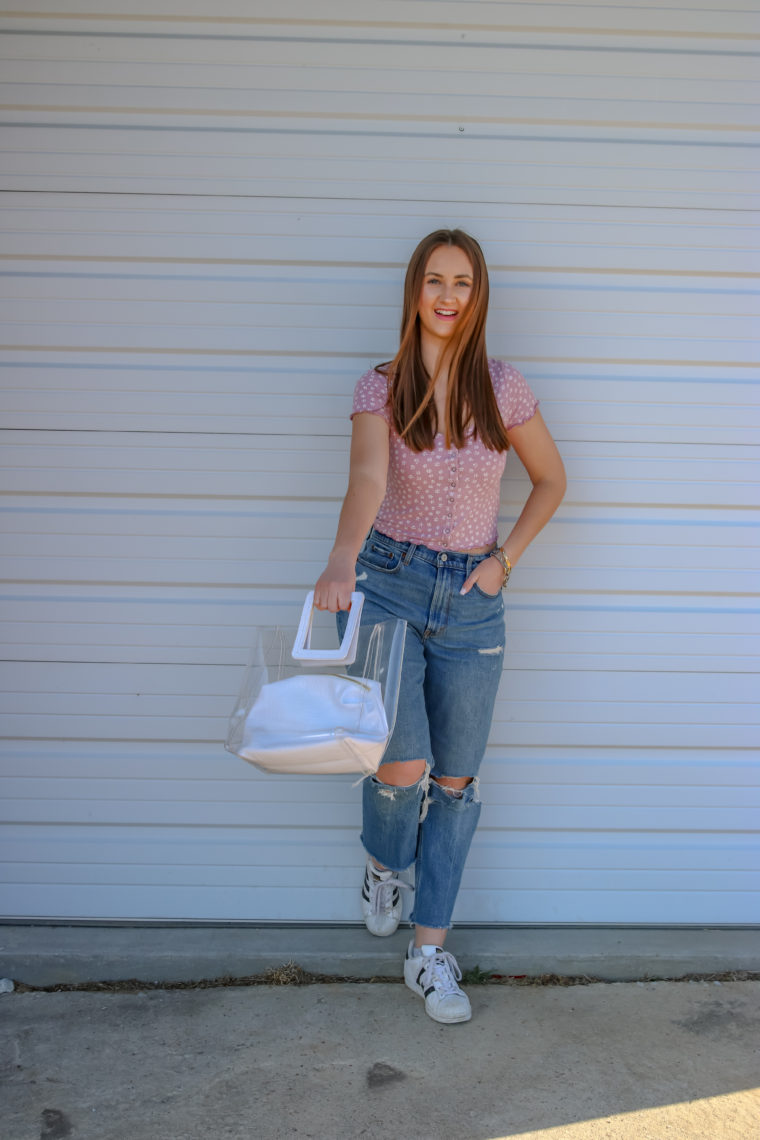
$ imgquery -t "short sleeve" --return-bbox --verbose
[350,368,391,423]
[491,360,539,430]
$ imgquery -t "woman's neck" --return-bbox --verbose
[420,337,453,384]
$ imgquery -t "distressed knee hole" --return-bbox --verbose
[478,644,504,655]
[375,758,428,787]
[432,775,473,799]
[431,775,481,804]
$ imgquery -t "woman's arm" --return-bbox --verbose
[462,410,566,595]
[314,412,390,612]
[499,409,567,565]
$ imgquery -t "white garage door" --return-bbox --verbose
[1,1,758,924]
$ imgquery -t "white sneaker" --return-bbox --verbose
[404,940,472,1024]
[361,858,408,937]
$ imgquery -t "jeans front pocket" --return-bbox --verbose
[357,538,403,574]
[472,581,502,600]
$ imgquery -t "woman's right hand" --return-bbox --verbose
[313,551,356,613]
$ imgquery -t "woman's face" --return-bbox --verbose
[417,245,474,349]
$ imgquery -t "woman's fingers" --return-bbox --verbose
[460,571,476,596]
[313,580,354,612]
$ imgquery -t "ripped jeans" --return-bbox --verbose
[339,528,505,930]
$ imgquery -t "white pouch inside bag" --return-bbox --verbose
[225,593,406,777]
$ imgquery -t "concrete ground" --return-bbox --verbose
[1,926,759,1139]
[2,978,759,1140]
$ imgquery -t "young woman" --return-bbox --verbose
[314,229,566,1024]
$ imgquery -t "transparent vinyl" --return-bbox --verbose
[225,608,406,777]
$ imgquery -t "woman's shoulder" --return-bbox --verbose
[487,357,527,386]
[487,358,539,429]
[351,365,392,420]
[354,365,391,398]
[359,363,391,383]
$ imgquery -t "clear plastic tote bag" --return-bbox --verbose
[225,592,406,777]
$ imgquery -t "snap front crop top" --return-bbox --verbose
[350,358,538,552]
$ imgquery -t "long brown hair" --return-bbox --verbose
[382,229,510,452]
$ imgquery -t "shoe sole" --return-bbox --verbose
[364,920,400,937]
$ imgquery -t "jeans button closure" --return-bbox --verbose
[440,553,448,562]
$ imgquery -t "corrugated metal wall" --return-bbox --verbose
[1,1,758,923]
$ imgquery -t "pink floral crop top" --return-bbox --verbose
[351,358,538,552]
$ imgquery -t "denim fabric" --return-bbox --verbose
[413,776,482,929]
[338,528,505,929]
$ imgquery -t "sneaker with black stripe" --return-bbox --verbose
[403,940,472,1024]
[361,857,408,937]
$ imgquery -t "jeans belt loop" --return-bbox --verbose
[403,541,416,565]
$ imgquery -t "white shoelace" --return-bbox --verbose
[418,950,464,996]
[367,872,409,916]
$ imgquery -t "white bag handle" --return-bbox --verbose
[291,591,365,665]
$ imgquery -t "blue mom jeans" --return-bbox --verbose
[338,528,506,930]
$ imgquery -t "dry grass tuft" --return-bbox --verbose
[262,961,309,986]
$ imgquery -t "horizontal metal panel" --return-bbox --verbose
[2,791,756,831]
[2,126,756,210]
[2,555,757,595]
[4,661,754,703]
[2,579,758,673]
[4,354,756,392]
[3,812,756,921]
[3,574,756,614]
[4,860,757,897]
[3,805,758,857]
[4,272,760,318]
[4,776,757,813]
[4,269,758,318]
[7,124,756,170]
[3,13,758,68]
[4,59,758,113]
[0,881,754,924]
[2,837,756,883]
[3,502,758,547]
[2,663,757,757]
[3,622,758,674]
[4,533,756,576]
[449,887,758,926]
[1,534,757,596]
[2,359,758,444]
[1,721,756,753]
[3,297,756,348]
[1,433,756,510]
[3,320,756,364]
[2,194,758,274]
[3,743,758,789]
[5,0,757,34]
[6,79,759,131]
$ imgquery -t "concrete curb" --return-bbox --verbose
[1,924,758,987]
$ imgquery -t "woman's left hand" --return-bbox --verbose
[460,554,505,597]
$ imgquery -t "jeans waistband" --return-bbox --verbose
[368,528,495,572]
